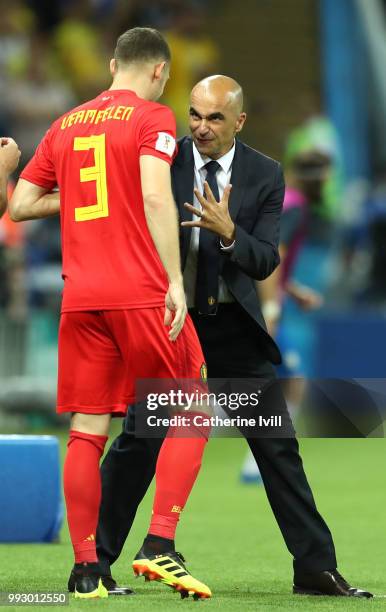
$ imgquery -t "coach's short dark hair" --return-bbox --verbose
[114,27,171,66]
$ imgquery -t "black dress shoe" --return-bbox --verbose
[68,568,134,596]
[293,569,372,598]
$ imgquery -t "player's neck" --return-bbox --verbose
[109,74,152,101]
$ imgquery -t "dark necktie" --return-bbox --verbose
[195,160,221,314]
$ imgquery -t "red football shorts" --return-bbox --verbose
[57,308,206,416]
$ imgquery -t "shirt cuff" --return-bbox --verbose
[220,238,235,251]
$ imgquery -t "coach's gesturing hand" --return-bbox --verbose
[164,281,187,341]
[182,182,235,245]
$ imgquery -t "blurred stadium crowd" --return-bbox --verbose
[0,0,386,428]
[0,0,218,316]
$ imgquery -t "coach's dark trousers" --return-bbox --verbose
[96,303,337,575]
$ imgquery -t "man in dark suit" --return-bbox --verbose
[86,76,371,598]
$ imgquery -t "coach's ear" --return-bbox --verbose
[110,58,117,77]
[235,112,247,133]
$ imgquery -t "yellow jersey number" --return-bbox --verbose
[73,133,108,222]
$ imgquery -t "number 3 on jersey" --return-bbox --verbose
[74,133,109,222]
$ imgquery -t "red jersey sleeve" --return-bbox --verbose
[20,127,57,190]
[137,105,177,166]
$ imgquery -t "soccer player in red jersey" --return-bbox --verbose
[8,28,211,599]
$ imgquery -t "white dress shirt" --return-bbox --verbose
[183,142,236,308]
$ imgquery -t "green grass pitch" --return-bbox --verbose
[1,432,386,611]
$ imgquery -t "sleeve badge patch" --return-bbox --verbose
[155,132,176,157]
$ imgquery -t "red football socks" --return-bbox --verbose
[63,429,107,563]
[149,412,210,540]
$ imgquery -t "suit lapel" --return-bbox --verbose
[172,137,194,267]
[228,140,248,222]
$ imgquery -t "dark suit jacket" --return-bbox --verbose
[171,136,284,365]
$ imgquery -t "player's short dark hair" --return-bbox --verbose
[114,27,171,66]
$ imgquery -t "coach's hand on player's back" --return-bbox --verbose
[165,281,187,341]
[0,138,21,175]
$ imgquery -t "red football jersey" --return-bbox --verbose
[21,89,177,312]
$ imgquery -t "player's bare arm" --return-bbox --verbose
[140,154,187,341]
[9,178,60,222]
[0,137,21,218]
